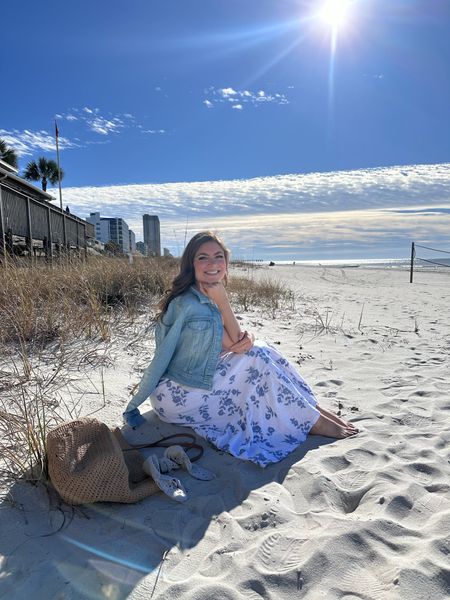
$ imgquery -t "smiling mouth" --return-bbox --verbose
[205,270,220,275]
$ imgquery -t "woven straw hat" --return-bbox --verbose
[47,418,158,505]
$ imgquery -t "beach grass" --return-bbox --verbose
[229,274,295,316]
[0,256,178,347]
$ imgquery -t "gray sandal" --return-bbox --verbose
[164,445,215,481]
[142,454,187,502]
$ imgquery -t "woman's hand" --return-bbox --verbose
[197,281,229,307]
[229,330,255,354]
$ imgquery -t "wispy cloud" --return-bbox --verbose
[57,106,167,138]
[58,163,450,259]
[89,116,124,135]
[2,107,167,160]
[56,107,134,136]
[204,86,289,110]
[0,128,78,156]
[140,129,166,135]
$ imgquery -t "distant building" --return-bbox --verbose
[129,229,136,253]
[136,241,147,255]
[143,214,161,257]
[108,218,130,253]
[87,212,105,242]
[87,212,131,253]
[163,247,173,258]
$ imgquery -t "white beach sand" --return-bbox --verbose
[1,265,449,600]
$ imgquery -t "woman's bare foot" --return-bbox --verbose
[317,405,359,432]
[310,414,357,439]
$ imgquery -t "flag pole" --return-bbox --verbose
[55,120,63,211]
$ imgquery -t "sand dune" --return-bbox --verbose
[1,265,449,599]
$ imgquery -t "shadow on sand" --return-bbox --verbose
[0,410,340,600]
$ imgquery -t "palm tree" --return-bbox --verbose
[0,138,19,169]
[23,157,64,192]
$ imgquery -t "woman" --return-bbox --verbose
[124,231,357,467]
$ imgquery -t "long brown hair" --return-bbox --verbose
[157,231,230,319]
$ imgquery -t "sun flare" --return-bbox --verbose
[320,0,351,28]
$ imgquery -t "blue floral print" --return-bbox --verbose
[151,341,320,467]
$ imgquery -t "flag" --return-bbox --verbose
[55,120,59,139]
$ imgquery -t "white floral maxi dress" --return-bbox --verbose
[151,341,321,467]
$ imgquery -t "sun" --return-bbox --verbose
[319,0,351,28]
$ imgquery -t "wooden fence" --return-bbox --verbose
[0,178,94,264]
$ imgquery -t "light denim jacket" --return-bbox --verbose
[125,286,223,413]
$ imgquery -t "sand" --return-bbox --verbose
[1,265,449,599]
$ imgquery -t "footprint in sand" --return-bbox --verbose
[335,469,373,490]
[379,375,422,399]
[332,564,396,600]
[395,411,431,429]
[321,455,351,472]
[173,583,243,599]
[253,532,307,575]
[410,389,436,398]
[315,379,344,388]
[240,583,268,600]
[361,338,380,345]
[385,494,414,519]
[403,401,435,420]
[403,462,441,484]
[199,551,237,578]
[414,491,448,519]
[344,448,384,469]
[397,563,450,599]
[402,357,428,367]
[429,356,445,364]
[334,485,373,515]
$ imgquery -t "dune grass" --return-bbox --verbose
[0,256,178,347]
[229,275,296,316]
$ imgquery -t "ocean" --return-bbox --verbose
[233,257,450,271]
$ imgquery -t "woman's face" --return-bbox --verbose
[193,240,227,285]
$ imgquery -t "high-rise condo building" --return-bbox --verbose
[143,214,161,257]
[87,212,132,253]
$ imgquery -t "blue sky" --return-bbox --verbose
[2,0,450,259]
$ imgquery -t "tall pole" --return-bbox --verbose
[409,242,415,283]
[0,183,8,267]
[55,120,63,211]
